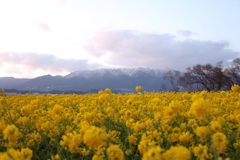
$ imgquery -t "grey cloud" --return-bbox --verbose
[177,30,193,37]
[0,52,101,73]
[82,29,240,71]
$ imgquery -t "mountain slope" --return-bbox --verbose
[2,68,172,92]
[0,77,30,89]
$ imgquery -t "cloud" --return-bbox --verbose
[82,29,240,71]
[83,30,135,57]
[177,30,193,37]
[36,22,50,32]
[0,52,101,74]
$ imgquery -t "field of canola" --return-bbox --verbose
[0,85,240,160]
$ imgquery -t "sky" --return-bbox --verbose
[0,0,240,78]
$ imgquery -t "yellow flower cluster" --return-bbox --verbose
[0,85,239,159]
[231,84,240,92]
[135,86,143,92]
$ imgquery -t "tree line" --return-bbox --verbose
[162,57,240,92]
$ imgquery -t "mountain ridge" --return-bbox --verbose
[0,67,172,93]
[65,67,168,79]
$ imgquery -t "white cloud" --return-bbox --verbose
[36,22,50,32]
[0,52,102,76]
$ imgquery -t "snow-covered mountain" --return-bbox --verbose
[0,67,172,93]
[65,67,168,79]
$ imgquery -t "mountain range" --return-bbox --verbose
[0,67,173,94]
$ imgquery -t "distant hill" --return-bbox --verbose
[0,67,173,93]
[0,77,30,89]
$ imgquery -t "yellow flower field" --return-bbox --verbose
[0,85,240,160]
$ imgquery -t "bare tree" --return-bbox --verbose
[163,69,182,92]
[160,83,167,92]
[223,57,240,86]
[212,62,232,91]
[182,62,231,91]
